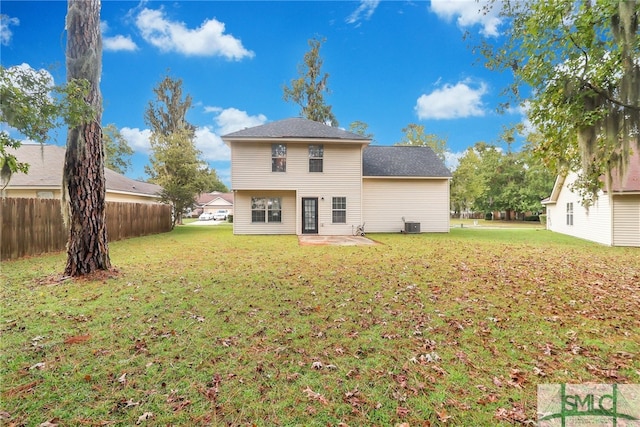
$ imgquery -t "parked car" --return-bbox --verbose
[199,212,214,221]
[213,210,229,221]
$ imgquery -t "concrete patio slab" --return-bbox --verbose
[298,235,377,246]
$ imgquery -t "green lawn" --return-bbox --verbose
[1,225,638,426]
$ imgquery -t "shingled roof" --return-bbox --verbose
[6,144,162,197]
[222,117,369,141]
[363,146,452,178]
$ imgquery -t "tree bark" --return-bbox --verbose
[63,0,111,276]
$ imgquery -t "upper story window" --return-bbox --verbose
[272,144,287,172]
[566,202,574,226]
[309,144,324,172]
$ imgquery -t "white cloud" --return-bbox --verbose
[135,8,254,59]
[415,80,488,120]
[1,15,19,46]
[120,127,152,154]
[430,0,502,37]
[194,126,229,161]
[209,107,267,136]
[346,0,380,25]
[120,106,265,162]
[101,20,138,52]
[444,150,464,171]
[104,35,138,52]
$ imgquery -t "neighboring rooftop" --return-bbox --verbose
[363,145,452,178]
[5,144,162,197]
[196,191,234,206]
[222,117,370,141]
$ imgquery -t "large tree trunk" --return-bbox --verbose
[63,0,111,276]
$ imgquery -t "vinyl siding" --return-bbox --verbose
[1,188,160,204]
[547,172,612,245]
[230,142,364,235]
[362,178,450,233]
[612,195,640,247]
[233,190,296,235]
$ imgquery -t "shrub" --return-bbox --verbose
[539,214,547,226]
[485,212,493,221]
[228,214,233,223]
[524,215,540,222]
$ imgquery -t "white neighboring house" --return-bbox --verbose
[222,117,451,236]
[542,151,640,247]
[196,191,234,217]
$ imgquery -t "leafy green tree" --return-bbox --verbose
[470,142,503,215]
[144,75,215,226]
[202,168,228,193]
[0,64,92,184]
[395,123,448,162]
[145,75,196,137]
[479,0,639,206]
[457,140,554,219]
[519,148,556,213]
[450,147,484,217]
[62,0,110,276]
[283,37,338,126]
[348,120,375,141]
[145,129,210,225]
[102,123,133,174]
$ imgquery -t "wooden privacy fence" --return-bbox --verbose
[1,198,172,261]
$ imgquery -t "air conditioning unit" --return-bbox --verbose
[404,222,420,233]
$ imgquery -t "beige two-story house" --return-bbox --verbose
[222,117,451,236]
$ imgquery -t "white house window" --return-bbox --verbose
[251,197,282,223]
[309,144,323,172]
[332,197,346,223]
[272,144,287,172]
[268,198,282,223]
[566,202,573,226]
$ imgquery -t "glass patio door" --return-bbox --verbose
[302,198,318,234]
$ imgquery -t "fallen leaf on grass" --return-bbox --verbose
[117,373,127,385]
[136,412,153,424]
[125,399,140,408]
[494,403,528,423]
[508,368,527,388]
[29,362,46,370]
[64,335,91,345]
[396,406,410,417]
[436,408,452,422]
[39,419,60,427]
[302,386,329,405]
[477,393,499,405]
[167,390,191,412]
[586,363,620,379]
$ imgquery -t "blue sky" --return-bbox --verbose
[1,0,525,186]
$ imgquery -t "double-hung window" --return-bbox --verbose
[252,197,282,223]
[272,144,287,172]
[566,202,574,226]
[309,145,323,172]
[332,197,346,223]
